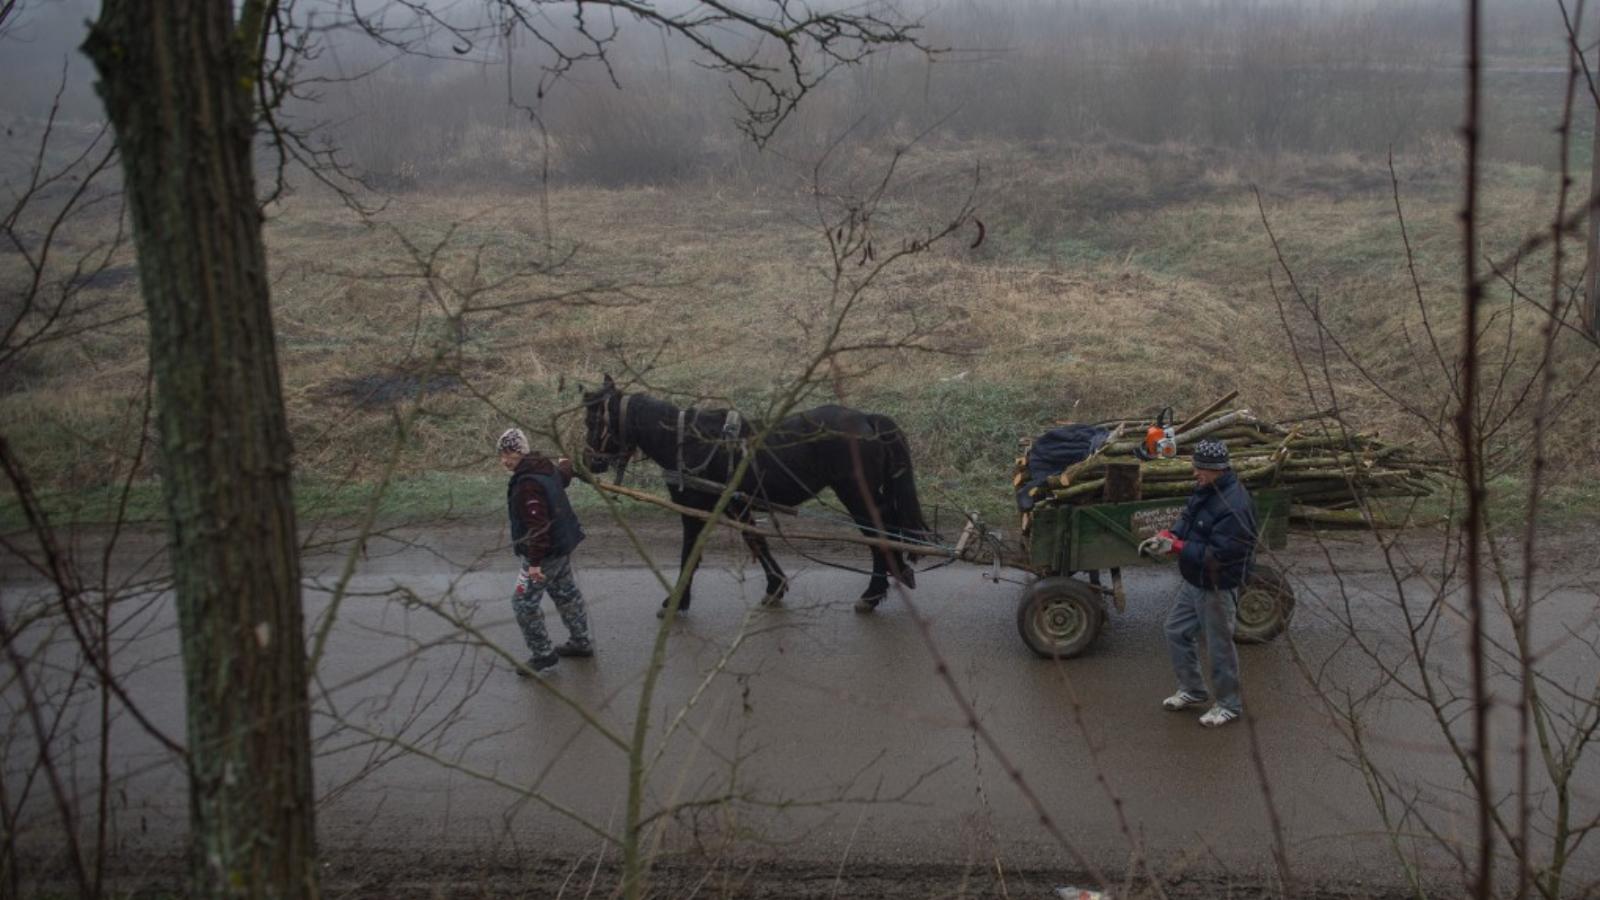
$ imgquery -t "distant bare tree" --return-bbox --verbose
[1255,2,1600,895]
[1583,54,1600,337]
[1,3,162,896]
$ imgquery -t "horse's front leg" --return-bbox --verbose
[660,510,705,618]
[740,529,788,607]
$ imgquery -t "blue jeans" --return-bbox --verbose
[1164,580,1241,713]
[511,554,592,659]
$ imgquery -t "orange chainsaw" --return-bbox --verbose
[1134,406,1178,461]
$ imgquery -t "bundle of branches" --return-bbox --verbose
[1013,405,1451,529]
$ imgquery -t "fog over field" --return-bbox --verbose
[2,0,1592,178]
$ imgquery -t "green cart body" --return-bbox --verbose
[1014,489,1297,658]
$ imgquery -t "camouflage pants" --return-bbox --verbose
[511,553,592,659]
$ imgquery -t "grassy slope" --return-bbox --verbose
[4,139,1596,530]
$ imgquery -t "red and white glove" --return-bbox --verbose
[1139,530,1185,557]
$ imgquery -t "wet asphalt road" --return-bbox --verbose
[8,529,1600,891]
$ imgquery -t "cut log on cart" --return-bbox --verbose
[1018,407,1447,528]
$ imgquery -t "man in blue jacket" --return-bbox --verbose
[1138,439,1258,728]
[500,427,594,677]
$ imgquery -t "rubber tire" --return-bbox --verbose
[1234,564,1296,644]
[1017,576,1105,659]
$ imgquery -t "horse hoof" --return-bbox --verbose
[758,595,785,609]
[854,596,883,614]
[657,606,688,620]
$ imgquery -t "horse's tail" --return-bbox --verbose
[873,415,933,551]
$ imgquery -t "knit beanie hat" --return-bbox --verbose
[497,427,530,455]
[1192,439,1230,470]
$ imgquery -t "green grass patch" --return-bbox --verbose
[0,466,712,532]
[0,481,171,532]
[1483,473,1600,531]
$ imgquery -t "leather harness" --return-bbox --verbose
[664,406,746,490]
[601,391,748,492]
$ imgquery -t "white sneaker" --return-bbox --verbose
[1199,705,1241,728]
[1162,690,1207,712]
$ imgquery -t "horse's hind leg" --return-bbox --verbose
[832,486,892,612]
[854,546,892,613]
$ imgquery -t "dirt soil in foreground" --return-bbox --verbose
[53,849,1411,899]
[319,855,1408,899]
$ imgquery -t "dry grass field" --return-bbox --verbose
[4,136,1597,527]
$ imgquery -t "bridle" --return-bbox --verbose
[589,389,635,482]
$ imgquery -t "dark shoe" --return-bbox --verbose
[555,640,594,658]
[516,653,559,678]
[854,595,883,614]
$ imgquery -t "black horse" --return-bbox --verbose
[581,375,933,614]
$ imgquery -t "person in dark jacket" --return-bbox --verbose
[1138,439,1258,728]
[500,427,594,677]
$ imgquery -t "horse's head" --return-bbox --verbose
[581,373,632,483]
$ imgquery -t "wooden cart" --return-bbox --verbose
[1013,489,1296,658]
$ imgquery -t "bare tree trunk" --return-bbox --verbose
[1460,3,1494,897]
[1586,101,1600,336]
[83,3,318,897]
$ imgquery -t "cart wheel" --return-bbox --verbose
[1235,564,1295,644]
[1017,576,1104,659]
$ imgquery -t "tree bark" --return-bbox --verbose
[1587,101,1600,337]
[83,3,318,896]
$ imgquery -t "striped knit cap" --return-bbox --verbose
[1192,439,1230,470]
[497,427,530,455]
